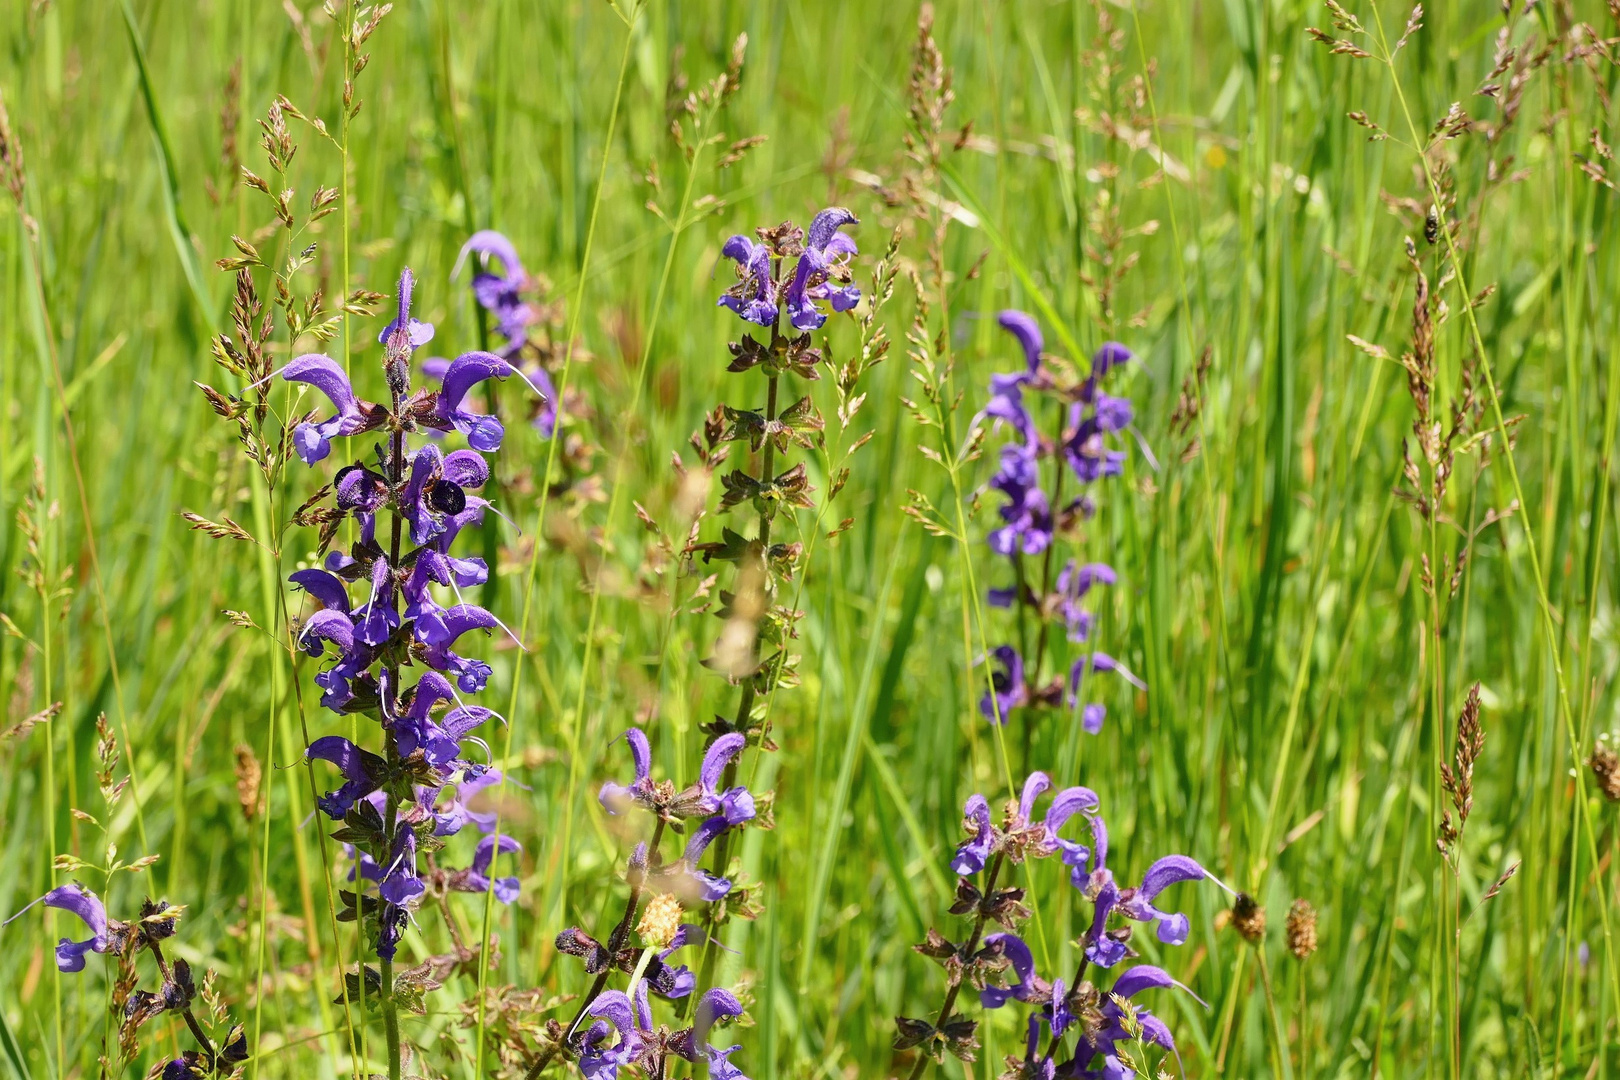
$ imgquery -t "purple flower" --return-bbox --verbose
[378,829,424,906]
[459,230,533,355]
[980,932,1043,1008]
[431,352,517,452]
[284,353,386,465]
[952,794,995,875]
[978,645,1028,724]
[354,557,400,648]
[599,727,656,815]
[1090,340,1134,379]
[785,208,860,331]
[1066,652,1145,733]
[459,834,522,903]
[428,768,504,836]
[43,884,113,972]
[1055,561,1116,643]
[599,729,753,823]
[988,444,1051,557]
[1063,404,1128,484]
[580,988,648,1079]
[379,266,435,349]
[306,735,387,819]
[1117,855,1207,946]
[998,310,1044,373]
[652,816,734,901]
[685,988,749,1079]
[1077,966,1201,1079]
[717,234,778,326]
[417,603,499,692]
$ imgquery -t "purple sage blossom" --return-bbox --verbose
[784,208,861,331]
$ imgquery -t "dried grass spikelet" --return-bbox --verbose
[711,561,766,679]
[636,894,684,950]
[1232,893,1266,943]
[234,744,264,821]
[1591,739,1620,802]
[1438,683,1484,858]
[1285,900,1319,960]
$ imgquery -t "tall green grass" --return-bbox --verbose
[2,0,1618,1076]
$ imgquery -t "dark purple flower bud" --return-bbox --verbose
[379,266,435,349]
[334,464,390,513]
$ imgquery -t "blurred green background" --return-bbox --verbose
[2,0,1618,1077]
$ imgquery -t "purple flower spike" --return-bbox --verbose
[433,351,514,451]
[44,884,111,972]
[717,235,778,326]
[284,353,384,465]
[978,645,1027,724]
[785,207,860,331]
[379,266,435,349]
[997,310,1044,373]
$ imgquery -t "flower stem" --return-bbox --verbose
[148,940,217,1065]
[525,819,666,1080]
[691,361,782,1007]
[904,854,1004,1080]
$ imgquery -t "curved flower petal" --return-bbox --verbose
[700,733,746,793]
[996,310,1044,373]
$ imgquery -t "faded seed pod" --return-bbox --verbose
[1232,893,1266,943]
[1591,743,1620,802]
[1285,900,1318,960]
[234,744,263,821]
[636,893,684,950]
